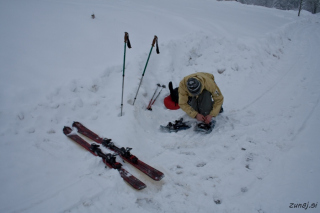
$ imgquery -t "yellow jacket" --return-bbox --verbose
[178,72,224,118]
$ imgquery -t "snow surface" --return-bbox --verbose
[1,0,320,212]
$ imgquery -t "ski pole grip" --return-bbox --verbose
[152,35,160,54]
[152,35,157,47]
[124,32,131,48]
[124,32,128,42]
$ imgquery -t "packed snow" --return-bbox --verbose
[0,0,320,212]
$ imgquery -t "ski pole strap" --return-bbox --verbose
[156,37,159,54]
[152,35,160,54]
[124,32,131,48]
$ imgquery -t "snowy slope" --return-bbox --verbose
[0,0,320,212]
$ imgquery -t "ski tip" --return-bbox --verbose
[63,126,78,136]
[63,126,72,135]
[72,121,80,128]
[160,126,173,133]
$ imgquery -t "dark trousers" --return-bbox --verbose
[188,89,214,116]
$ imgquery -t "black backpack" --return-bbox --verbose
[169,82,179,105]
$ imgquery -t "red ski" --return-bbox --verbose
[72,121,165,181]
[63,126,146,190]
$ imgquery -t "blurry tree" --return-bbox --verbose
[306,0,320,13]
[237,0,319,13]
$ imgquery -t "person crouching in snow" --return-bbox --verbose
[178,72,224,124]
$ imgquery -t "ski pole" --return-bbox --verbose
[132,35,160,105]
[121,32,131,116]
[148,84,166,111]
[147,84,161,110]
[152,84,166,105]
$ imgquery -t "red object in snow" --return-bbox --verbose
[164,95,180,110]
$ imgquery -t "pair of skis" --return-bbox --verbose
[146,83,166,110]
[63,122,164,190]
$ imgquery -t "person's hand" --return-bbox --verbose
[196,113,205,122]
[204,115,213,124]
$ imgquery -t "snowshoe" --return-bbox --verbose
[160,118,191,133]
[194,120,216,134]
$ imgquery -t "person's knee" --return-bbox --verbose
[198,90,213,116]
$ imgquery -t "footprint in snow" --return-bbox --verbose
[171,165,183,175]
[47,129,56,134]
[27,128,35,133]
[241,187,248,193]
[196,162,207,167]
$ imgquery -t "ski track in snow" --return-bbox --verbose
[238,21,320,144]
[0,0,320,213]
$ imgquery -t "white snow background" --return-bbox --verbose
[0,0,320,212]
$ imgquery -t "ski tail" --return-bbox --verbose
[194,120,216,134]
[118,168,147,190]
